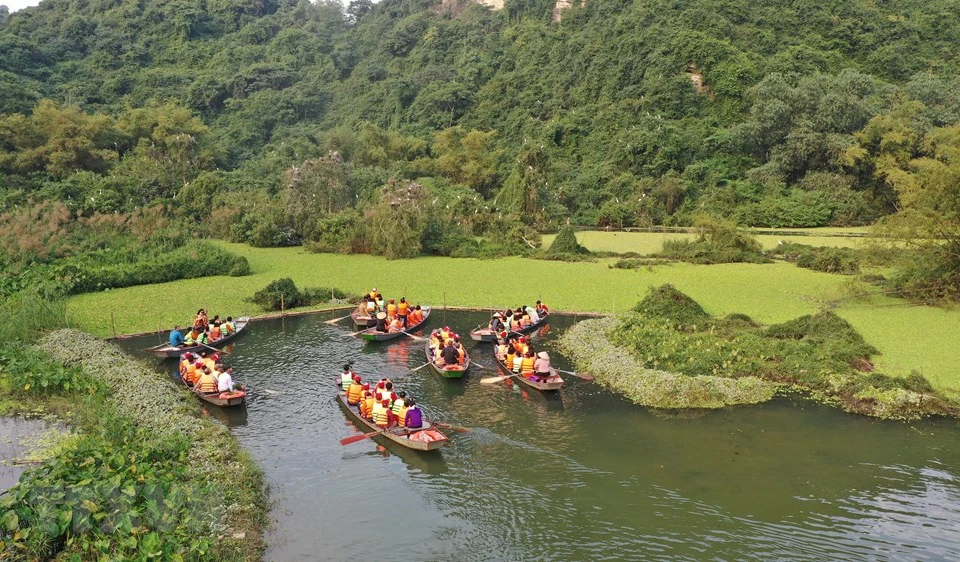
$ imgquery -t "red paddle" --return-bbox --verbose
[340,429,386,445]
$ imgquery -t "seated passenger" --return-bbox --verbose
[196,368,218,393]
[520,350,535,378]
[218,367,235,393]
[347,375,364,404]
[360,388,374,419]
[403,399,423,429]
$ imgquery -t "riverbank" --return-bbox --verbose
[0,332,268,560]
[64,241,960,398]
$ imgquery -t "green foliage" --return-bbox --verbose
[548,226,590,255]
[602,286,957,419]
[736,189,835,228]
[0,344,102,395]
[0,292,68,343]
[248,277,354,311]
[770,242,862,274]
[657,217,770,264]
[21,329,269,561]
[361,179,428,259]
[632,283,709,328]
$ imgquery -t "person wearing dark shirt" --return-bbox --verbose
[440,342,460,365]
[375,312,388,332]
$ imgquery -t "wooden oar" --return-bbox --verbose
[556,369,595,381]
[199,342,229,355]
[433,421,472,433]
[401,330,424,341]
[480,373,518,384]
[409,362,432,372]
[340,429,386,445]
[471,361,493,370]
[343,328,368,338]
[325,313,354,325]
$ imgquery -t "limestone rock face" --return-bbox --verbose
[552,0,582,22]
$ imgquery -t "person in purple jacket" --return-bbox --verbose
[403,398,423,429]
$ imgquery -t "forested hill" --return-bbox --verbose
[2,0,960,234]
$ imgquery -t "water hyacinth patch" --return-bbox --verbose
[0,330,268,560]
[558,316,777,409]
[562,286,960,420]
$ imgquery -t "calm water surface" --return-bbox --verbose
[120,311,960,561]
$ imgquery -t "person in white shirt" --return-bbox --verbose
[218,367,235,392]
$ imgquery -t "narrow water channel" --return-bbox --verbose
[119,311,960,561]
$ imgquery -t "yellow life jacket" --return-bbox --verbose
[391,399,405,417]
[397,302,408,316]
[372,402,390,427]
[397,406,410,427]
[347,383,363,405]
[197,373,218,393]
[505,351,515,366]
[387,303,397,317]
[521,356,535,374]
[512,355,523,373]
[361,396,374,418]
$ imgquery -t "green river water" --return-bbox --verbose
[120,311,960,561]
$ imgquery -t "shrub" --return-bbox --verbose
[548,226,590,255]
[632,284,709,328]
[770,242,862,274]
[656,216,770,264]
[248,278,356,311]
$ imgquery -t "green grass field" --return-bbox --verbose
[66,241,960,398]
[540,230,865,254]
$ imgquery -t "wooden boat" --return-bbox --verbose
[351,309,376,329]
[336,392,448,452]
[424,338,470,379]
[180,371,247,407]
[492,349,563,391]
[470,312,550,343]
[359,307,431,342]
[145,317,250,358]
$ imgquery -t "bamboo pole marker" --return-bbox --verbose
[111,311,117,339]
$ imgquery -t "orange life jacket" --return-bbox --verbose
[210,326,221,340]
[361,396,374,418]
[397,302,408,316]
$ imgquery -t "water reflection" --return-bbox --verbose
[116,310,960,561]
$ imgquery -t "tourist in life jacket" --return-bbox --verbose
[218,367,235,393]
[375,312,389,333]
[453,336,466,364]
[387,299,397,318]
[496,341,510,360]
[510,314,521,331]
[360,388,374,419]
[347,376,364,404]
[408,305,422,325]
[388,316,402,333]
[520,350,536,378]
[512,350,524,373]
[196,367,218,393]
[397,298,409,327]
[222,317,236,336]
[179,352,193,375]
[372,399,397,428]
[403,398,423,429]
[194,309,208,330]
[366,297,377,316]
[536,300,549,315]
[209,321,222,341]
[339,364,355,387]
[391,391,406,419]
[534,351,552,381]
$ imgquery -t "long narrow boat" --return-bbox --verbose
[492,349,563,391]
[145,317,250,358]
[351,309,376,329]
[424,339,470,379]
[470,312,550,342]
[179,372,247,407]
[336,392,448,451]
[359,307,432,342]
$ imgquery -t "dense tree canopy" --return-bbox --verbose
[0,0,959,291]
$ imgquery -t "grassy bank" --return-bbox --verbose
[0,332,268,560]
[541,229,866,254]
[64,241,960,398]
